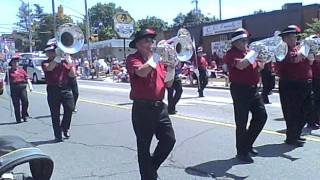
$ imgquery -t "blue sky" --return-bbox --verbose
[0,0,317,34]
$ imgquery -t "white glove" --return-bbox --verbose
[147,53,160,69]
[54,56,62,63]
[244,50,259,64]
[298,43,310,58]
[65,54,73,64]
[27,79,33,92]
[165,66,175,83]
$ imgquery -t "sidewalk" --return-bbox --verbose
[79,75,280,92]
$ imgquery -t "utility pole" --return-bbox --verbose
[52,0,56,35]
[219,0,222,20]
[27,2,32,52]
[84,0,92,63]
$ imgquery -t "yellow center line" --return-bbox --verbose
[32,91,320,143]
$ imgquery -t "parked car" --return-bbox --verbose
[20,53,47,83]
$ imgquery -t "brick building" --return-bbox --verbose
[162,3,320,59]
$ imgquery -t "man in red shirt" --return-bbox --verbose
[194,47,208,97]
[310,50,320,128]
[126,28,176,180]
[277,25,315,147]
[42,40,76,142]
[224,28,267,163]
[5,56,33,123]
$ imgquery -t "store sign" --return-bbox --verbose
[203,20,243,36]
[211,41,231,58]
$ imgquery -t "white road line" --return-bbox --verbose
[78,84,282,107]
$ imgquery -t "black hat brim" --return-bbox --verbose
[279,31,299,37]
[129,34,156,49]
[8,58,19,66]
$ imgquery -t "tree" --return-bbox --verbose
[253,9,265,14]
[172,11,217,28]
[36,14,73,50]
[137,16,168,33]
[172,13,186,27]
[300,19,320,38]
[88,2,125,40]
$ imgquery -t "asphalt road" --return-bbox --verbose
[0,80,320,180]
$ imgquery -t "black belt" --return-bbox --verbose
[134,100,163,107]
[280,79,312,84]
[47,84,70,90]
[231,83,257,89]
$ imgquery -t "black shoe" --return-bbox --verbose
[285,139,304,147]
[16,120,22,124]
[168,110,177,115]
[63,130,70,139]
[249,148,259,156]
[236,154,254,163]
[54,138,63,143]
[23,117,27,122]
[73,108,78,113]
[298,137,306,141]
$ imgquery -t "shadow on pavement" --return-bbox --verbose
[116,102,133,106]
[0,122,18,126]
[180,96,200,100]
[30,139,60,146]
[185,158,248,180]
[33,115,58,120]
[273,117,285,121]
[255,143,299,161]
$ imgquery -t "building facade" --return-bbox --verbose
[162,3,320,59]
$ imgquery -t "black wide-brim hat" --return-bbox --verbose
[8,55,20,66]
[43,44,57,53]
[279,25,301,37]
[129,28,157,49]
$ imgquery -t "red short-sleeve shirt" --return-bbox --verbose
[224,46,260,86]
[312,59,320,79]
[42,59,71,86]
[6,67,28,85]
[126,52,167,101]
[276,47,312,81]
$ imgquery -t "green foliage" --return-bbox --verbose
[88,2,125,40]
[300,19,320,38]
[137,16,168,33]
[172,10,217,27]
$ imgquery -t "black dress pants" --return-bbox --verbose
[70,79,79,109]
[261,69,275,103]
[198,69,208,95]
[47,85,74,139]
[132,101,176,180]
[312,78,320,124]
[230,83,267,155]
[167,77,183,113]
[279,79,314,141]
[10,84,29,123]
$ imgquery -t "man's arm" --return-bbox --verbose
[42,60,57,72]
[135,63,153,78]
[235,58,251,70]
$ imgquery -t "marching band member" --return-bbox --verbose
[126,28,176,180]
[277,25,315,147]
[5,55,33,123]
[224,28,267,163]
[311,50,320,128]
[261,62,275,104]
[167,62,183,115]
[42,40,76,142]
[194,47,208,97]
[69,56,79,113]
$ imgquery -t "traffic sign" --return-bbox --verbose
[113,12,135,39]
